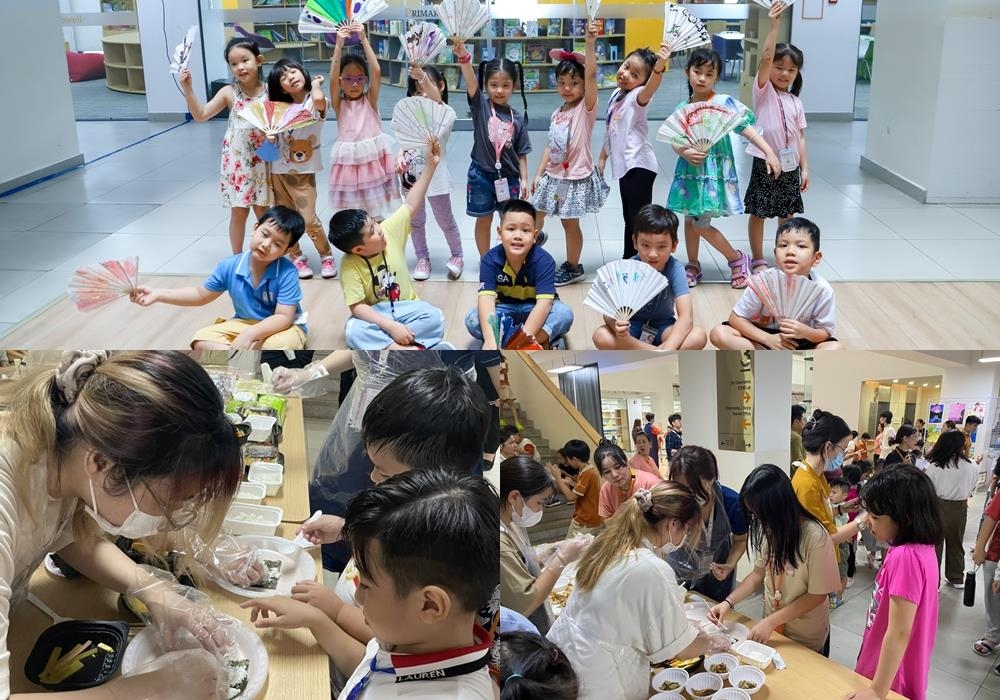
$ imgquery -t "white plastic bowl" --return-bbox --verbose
[651,667,688,695]
[685,672,723,699]
[712,689,752,700]
[247,462,283,497]
[246,415,276,442]
[733,640,777,670]
[727,665,765,695]
[235,481,266,504]
[649,694,684,700]
[224,503,283,536]
[704,652,739,680]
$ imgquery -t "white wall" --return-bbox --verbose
[136,0,203,119]
[0,0,83,191]
[61,0,103,52]
[791,0,863,118]
[753,350,792,477]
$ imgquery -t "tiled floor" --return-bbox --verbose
[2,115,999,341]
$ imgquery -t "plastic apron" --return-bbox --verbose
[667,482,734,591]
[500,521,551,634]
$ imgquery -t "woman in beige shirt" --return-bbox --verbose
[709,463,842,655]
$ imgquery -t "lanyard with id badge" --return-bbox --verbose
[548,113,572,203]
[776,93,799,173]
[488,104,515,202]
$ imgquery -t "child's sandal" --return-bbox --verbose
[751,258,769,275]
[685,261,703,288]
[728,251,751,290]
[975,638,997,656]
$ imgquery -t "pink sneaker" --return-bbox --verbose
[291,254,313,279]
[320,255,337,279]
[445,255,464,279]
[413,257,431,281]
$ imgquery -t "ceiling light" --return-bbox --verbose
[979,356,1000,363]
[548,364,582,374]
[892,379,898,383]
[935,385,940,388]
[923,383,928,387]
[908,381,915,385]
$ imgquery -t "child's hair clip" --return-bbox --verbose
[549,49,586,64]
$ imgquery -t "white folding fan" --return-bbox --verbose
[68,256,139,312]
[662,4,711,53]
[586,0,601,22]
[750,0,799,9]
[747,268,824,322]
[435,0,490,39]
[656,101,748,152]
[584,259,669,322]
[391,96,456,151]
[401,21,448,66]
[169,25,198,75]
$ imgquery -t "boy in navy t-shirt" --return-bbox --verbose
[466,199,574,349]
[593,204,707,349]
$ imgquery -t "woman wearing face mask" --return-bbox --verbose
[708,464,842,655]
[547,481,723,700]
[0,351,244,699]
[500,455,590,634]
[666,445,748,602]
[793,411,863,558]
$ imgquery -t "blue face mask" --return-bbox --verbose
[826,450,844,473]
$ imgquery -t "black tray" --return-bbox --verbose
[25,620,130,690]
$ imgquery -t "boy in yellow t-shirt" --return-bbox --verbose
[329,140,449,350]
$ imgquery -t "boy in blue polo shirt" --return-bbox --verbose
[131,205,308,350]
[466,199,574,349]
[592,204,707,350]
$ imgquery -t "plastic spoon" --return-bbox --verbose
[27,593,70,624]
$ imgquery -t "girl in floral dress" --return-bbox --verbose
[180,37,271,254]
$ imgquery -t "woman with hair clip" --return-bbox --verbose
[709,464,843,655]
[501,456,591,635]
[923,429,978,588]
[499,631,579,700]
[666,445,749,602]
[0,351,246,698]
[547,481,728,700]
[882,424,919,468]
[595,440,661,519]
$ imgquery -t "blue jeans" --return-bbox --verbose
[464,300,574,341]
[345,300,445,349]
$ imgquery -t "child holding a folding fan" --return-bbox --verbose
[709,217,840,350]
[665,48,782,290]
[327,22,400,219]
[266,57,338,281]
[527,20,609,287]
[591,204,707,350]
[451,38,532,257]
[179,37,270,255]
[744,1,810,275]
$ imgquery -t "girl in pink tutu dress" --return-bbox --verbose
[328,22,399,219]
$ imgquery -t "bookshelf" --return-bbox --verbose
[247,0,333,64]
[103,31,145,94]
[369,17,627,93]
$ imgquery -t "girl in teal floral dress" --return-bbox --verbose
[667,49,781,289]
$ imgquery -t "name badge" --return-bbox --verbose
[779,147,799,173]
[494,177,511,203]
[554,178,571,202]
[639,324,658,345]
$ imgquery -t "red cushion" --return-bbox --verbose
[66,51,106,82]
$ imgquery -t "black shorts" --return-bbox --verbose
[722,321,836,350]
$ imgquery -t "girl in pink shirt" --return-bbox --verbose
[847,466,944,700]
[528,21,609,287]
[744,2,809,275]
[595,441,661,519]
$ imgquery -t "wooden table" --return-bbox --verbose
[268,397,313,523]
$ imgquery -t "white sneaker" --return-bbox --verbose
[445,255,464,279]
[413,257,431,281]
[846,577,854,588]
[291,254,313,279]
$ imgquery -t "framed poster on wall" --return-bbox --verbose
[801,0,824,20]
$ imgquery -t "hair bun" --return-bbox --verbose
[54,350,109,404]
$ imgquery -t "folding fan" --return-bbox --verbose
[68,256,139,312]
[504,328,544,351]
[435,0,490,39]
[391,97,455,152]
[746,268,824,322]
[169,25,198,75]
[487,312,543,350]
[662,4,711,52]
[297,0,389,35]
[401,22,448,66]
[655,101,748,153]
[584,259,669,322]
[586,0,601,22]
[236,101,317,161]
[750,0,799,9]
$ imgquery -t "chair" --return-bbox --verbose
[857,35,874,81]
[711,32,744,80]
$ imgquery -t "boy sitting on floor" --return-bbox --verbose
[328,140,448,350]
[466,199,574,350]
[131,205,308,350]
[242,469,498,699]
[710,217,840,350]
[592,204,707,350]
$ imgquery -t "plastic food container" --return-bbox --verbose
[684,672,722,698]
[712,689,752,700]
[235,482,266,504]
[24,620,130,690]
[650,667,688,695]
[649,694,684,700]
[704,652,739,680]
[245,415,277,443]
[247,462,283,497]
[224,503,283,536]
[727,665,766,695]
[733,640,777,670]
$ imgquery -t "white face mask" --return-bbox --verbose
[511,495,544,529]
[644,526,688,557]
[85,476,168,539]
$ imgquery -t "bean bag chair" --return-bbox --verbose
[66,51,106,82]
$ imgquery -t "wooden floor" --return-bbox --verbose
[3,277,999,349]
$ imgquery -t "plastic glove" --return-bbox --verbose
[194,533,267,587]
[543,533,594,569]
[295,514,345,545]
[122,648,228,700]
[271,362,330,396]
[128,565,237,658]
